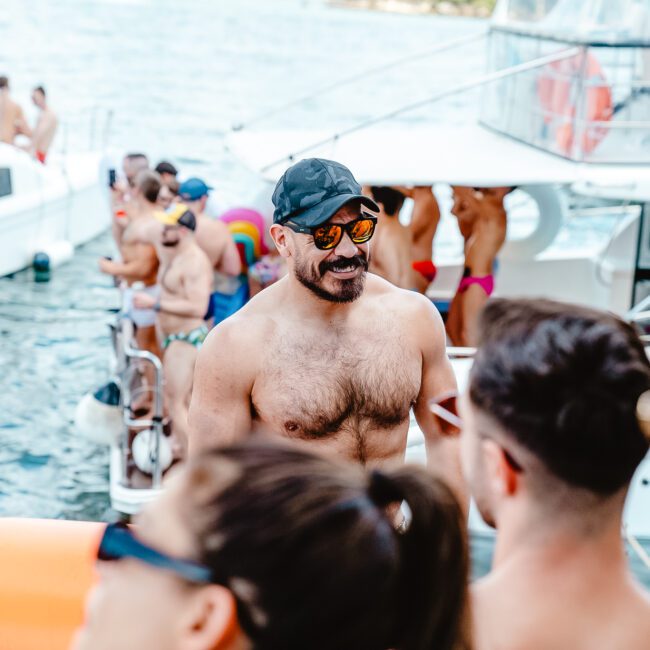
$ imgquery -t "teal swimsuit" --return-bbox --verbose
[162,325,208,350]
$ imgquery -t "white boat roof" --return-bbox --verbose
[226,124,650,201]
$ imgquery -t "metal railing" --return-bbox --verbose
[114,318,165,489]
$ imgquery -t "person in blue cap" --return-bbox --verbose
[189,158,463,503]
[178,177,240,278]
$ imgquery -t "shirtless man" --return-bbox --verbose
[178,177,241,276]
[407,186,441,293]
[363,186,412,289]
[189,158,462,498]
[111,152,149,248]
[29,86,57,163]
[446,186,510,347]
[0,76,31,145]
[134,207,212,455]
[99,170,162,362]
[449,298,650,650]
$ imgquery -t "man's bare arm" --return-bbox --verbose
[188,319,256,455]
[411,294,468,511]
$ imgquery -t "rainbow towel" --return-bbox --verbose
[220,208,269,272]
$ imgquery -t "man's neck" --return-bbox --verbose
[489,499,628,587]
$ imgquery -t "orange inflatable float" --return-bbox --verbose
[538,52,613,156]
[0,518,102,650]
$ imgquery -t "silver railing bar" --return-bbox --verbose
[259,46,581,172]
[121,318,165,488]
[232,31,487,132]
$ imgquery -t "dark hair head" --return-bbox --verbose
[370,186,406,217]
[470,298,650,495]
[134,169,162,204]
[154,160,178,177]
[124,152,149,166]
[33,85,45,97]
[0,76,8,89]
[180,442,470,650]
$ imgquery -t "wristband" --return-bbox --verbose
[153,301,161,312]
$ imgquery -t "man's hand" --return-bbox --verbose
[98,257,117,275]
[133,292,157,310]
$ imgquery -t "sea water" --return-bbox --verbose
[0,0,647,584]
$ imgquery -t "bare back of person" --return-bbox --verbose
[472,549,650,650]
[120,216,159,288]
[0,95,28,144]
[194,214,238,272]
[31,107,57,156]
[369,215,413,289]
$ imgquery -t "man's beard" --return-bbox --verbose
[294,253,369,303]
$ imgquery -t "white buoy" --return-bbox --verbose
[74,389,122,446]
[132,429,173,475]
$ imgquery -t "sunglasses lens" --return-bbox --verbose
[313,224,342,250]
[350,218,375,243]
[97,523,129,561]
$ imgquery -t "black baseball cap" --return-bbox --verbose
[272,158,378,227]
[155,161,178,176]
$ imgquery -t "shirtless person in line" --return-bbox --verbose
[189,158,463,499]
[446,186,510,347]
[177,177,241,312]
[134,207,212,456]
[0,76,31,145]
[363,186,412,289]
[28,86,57,163]
[451,299,650,649]
[111,152,149,249]
[406,186,441,293]
[99,170,162,362]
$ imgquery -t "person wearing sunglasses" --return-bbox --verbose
[189,159,463,503]
[73,441,471,650]
[437,298,650,650]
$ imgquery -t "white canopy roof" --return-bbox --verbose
[492,0,650,44]
[226,124,650,201]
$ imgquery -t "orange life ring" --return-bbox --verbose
[538,52,613,156]
[0,518,102,650]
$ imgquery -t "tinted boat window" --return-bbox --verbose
[0,168,12,198]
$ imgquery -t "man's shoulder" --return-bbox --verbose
[365,273,434,313]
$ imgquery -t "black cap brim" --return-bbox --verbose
[285,193,379,228]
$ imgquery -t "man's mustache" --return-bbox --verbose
[319,254,368,276]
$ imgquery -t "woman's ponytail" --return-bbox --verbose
[370,466,471,650]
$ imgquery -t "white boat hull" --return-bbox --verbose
[0,146,110,277]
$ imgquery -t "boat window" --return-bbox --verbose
[0,168,11,198]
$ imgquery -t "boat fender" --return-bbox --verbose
[74,381,122,446]
[132,429,173,475]
[500,184,566,262]
[32,252,51,283]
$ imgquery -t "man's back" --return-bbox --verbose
[194,214,241,276]
[0,94,27,144]
[473,563,650,650]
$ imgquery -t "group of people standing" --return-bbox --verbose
[365,183,511,347]
[76,156,650,650]
[100,153,241,455]
[0,75,57,162]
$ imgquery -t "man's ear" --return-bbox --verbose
[482,438,519,498]
[269,224,291,259]
[179,584,242,650]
